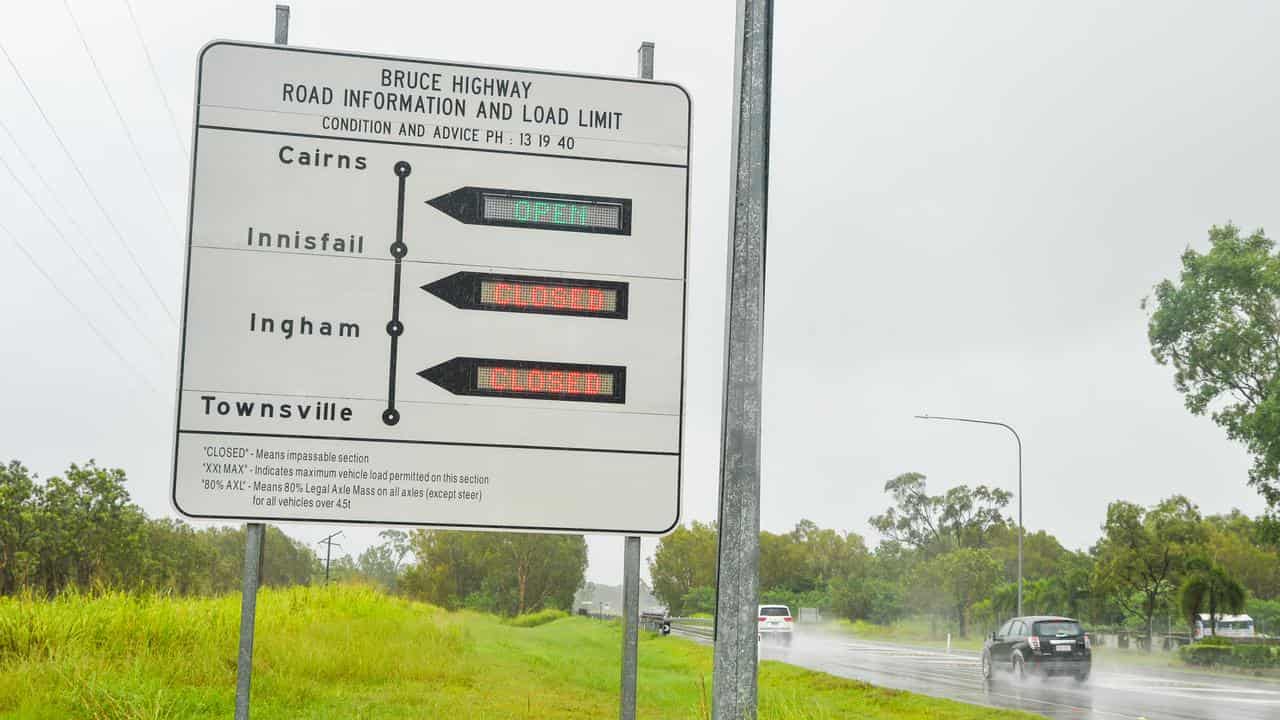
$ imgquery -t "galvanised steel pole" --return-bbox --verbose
[618,41,654,720]
[713,0,773,717]
[234,521,266,720]
[235,10,288,720]
[915,414,1023,617]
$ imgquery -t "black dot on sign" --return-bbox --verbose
[386,320,404,336]
[382,408,400,426]
[393,161,411,177]
[390,242,407,259]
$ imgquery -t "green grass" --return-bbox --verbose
[502,608,569,628]
[0,586,1036,719]
[833,618,985,653]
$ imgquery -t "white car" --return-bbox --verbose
[758,604,794,645]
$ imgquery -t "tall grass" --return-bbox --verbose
[0,586,1032,719]
[0,585,467,719]
[501,608,568,628]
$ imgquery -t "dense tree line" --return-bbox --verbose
[0,459,590,616]
[398,530,587,615]
[325,529,589,616]
[650,471,1280,646]
[0,460,316,596]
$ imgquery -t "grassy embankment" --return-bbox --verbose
[0,585,1038,720]
[835,618,985,653]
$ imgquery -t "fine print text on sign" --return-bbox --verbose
[173,42,690,534]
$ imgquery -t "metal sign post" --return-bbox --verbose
[620,536,641,720]
[234,520,266,720]
[234,12,287,720]
[712,0,773,718]
[619,40,656,720]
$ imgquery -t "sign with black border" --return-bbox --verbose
[172,41,690,535]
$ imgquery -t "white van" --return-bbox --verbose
[1193,613,1255,640]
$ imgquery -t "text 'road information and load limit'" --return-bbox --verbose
[173,42,690,534]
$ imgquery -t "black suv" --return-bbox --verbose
[982,615,1091,684]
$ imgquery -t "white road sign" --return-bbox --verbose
[173,42,690,534]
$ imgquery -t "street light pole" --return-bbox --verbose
[915,414,1023,617]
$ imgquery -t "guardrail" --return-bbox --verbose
[640,612,672,634]
[668,617,714,641]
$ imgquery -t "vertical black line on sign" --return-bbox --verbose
[383,161,412,426]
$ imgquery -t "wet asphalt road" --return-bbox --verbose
[695,628,1280,719]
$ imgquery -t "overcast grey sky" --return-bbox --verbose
[1,0,1274,585]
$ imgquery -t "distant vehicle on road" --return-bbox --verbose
[758,604,794,645]
[1193,613,1255,640]
[982,616,1091,684]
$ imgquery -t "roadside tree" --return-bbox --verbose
[911,547,1001,637]
[648,521,718,615]
[356,529,413,590]
[870,472,1011,557]
[1092,496,1208,649]
[0,461,38,594]
[401,530,586,615]
[1179,560,1247,636]
[1146,224,1280,507]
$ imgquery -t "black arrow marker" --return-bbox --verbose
[419,357,626,404]
[426,186,632,235]
[422,272,629,319]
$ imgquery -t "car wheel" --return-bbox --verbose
[981,651,996,686]
[1012,654,1027,682]
[1074,669,1090,684]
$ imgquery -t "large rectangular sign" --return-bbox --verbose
[173,42,690,534]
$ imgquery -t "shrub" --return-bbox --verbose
[462,591,499,614]
[1180,638,1233,666]
[1231,644,1277,668]
[502,609,568,628]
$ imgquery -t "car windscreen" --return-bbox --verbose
[760,607,790,616]
[1034,621,1082,636]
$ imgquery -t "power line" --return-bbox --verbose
[61,0,182,235]
[120,0,188,159]
[0,218,162,397]
[0,40,178,324]
[0,150,166,353]
[0,114,153,324]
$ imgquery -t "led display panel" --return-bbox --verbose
[477,366,615,397]
[428,186,633,235]
[418,357,627,404]
[480,279,616,314]
[483,194,621,231]
[424,271,628,319]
